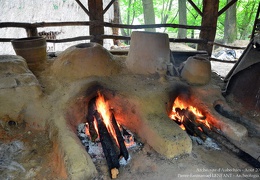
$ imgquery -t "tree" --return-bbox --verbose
[178,0,187,38]
[223,0,237,44]
[119,0,143,39]
[186,0,202,38]
[142,0,156,32]
[237,0,257,39]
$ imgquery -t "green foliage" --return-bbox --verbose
[236,0,258,39]
[119,0,258,41]
[120,0,144,36]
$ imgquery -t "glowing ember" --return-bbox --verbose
[118,124,136,148]
[169,96,211,130]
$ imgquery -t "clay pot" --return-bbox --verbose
[180,55,211,85]
[125,31,170,75]
[11,37,47,64]
[11,37,47,71]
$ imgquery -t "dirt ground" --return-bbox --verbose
[1,113,259,180]
[93,138,260,180]
[1,41,259,180]
[0,121,61,180]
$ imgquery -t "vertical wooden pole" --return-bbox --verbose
[26,27,38,37]
[88,0,104,45]
[198,0,219,55]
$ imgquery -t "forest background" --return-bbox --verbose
[117,0,258,45]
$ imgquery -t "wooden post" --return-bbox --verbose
[197,0,219,55]
[88,0,104,45]
[26,27,38,37]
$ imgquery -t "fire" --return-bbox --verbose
[93,91,136,148]
[85,91,136,151]
[169,96,211,130]
[95,91,119,146]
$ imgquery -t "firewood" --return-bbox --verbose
[173,105,260,168]
[111,168,119,179]
[86,97,98,141]
[182,116,207,141]
[197,121,260,168]
[181,109,207,141]
[111,112,129,161]
[93,111,120,177]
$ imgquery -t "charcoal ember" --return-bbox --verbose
[77,123,90,151]
[77,123,86,134]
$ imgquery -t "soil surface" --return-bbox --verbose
[0,121,62,180]
[1,121,259,180]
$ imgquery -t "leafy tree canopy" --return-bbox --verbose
[119,0,258,42]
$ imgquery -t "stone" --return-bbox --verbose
[0,55,43,127]
[0,77,17,89]
[126,31,170,75]
[0,55,30,75]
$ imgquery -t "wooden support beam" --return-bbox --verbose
[198,0,219,55]
[218,0,238,17]
[187,0,203,16]
[26,27,38,37]
[88,0,104,45]
[103,0,116,15]
[75,0,90,16]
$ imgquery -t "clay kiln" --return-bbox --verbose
[1,31,260,179]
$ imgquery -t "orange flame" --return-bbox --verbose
[95,91,119,146]
[85,123,90,137]
[169,96,211,130]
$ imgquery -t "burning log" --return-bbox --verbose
[86,97,98,141]
[175,108,207,141]
[198,122,260,168]
[93,111,120,178]
[182,112,260,168]
[110,112,129,161]
[171,97,260,168]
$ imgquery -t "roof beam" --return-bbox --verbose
[218,0,238,17]
[75,0,90,16]
[103,0,116,15]
[187,0,203,16]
